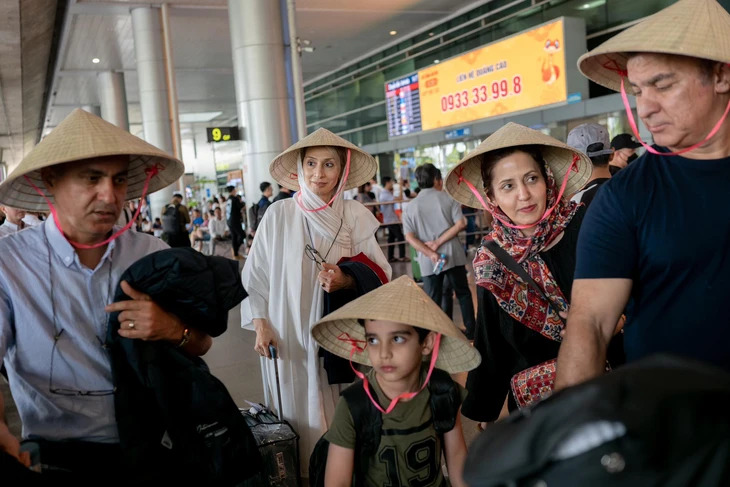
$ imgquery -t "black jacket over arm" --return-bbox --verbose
[107,248,260,485]
[320,252,388,384]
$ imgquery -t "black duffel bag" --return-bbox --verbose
[464,354,730,487]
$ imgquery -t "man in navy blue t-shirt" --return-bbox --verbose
[556,0,730,388]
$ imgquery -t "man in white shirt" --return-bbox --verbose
[0,205,26,238]
[209,206,229,240]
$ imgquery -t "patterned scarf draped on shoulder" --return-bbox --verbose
[473,164,581,342]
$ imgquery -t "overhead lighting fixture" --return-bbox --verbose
[389,30,397,36]
[433,59,440,64]
[577,0,606,10]
[92,58,100,64]
[178,111,223,123]
[428,32,435,37]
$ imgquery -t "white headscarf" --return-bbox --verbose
[295,148,353,248]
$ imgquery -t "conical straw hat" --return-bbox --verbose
[0,108,184,211]
[579,0,730,92]
[444,122,591,209]
[312,276,481,374]
[269,128,377,191]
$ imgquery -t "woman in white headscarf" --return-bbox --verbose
[241,128,391,477]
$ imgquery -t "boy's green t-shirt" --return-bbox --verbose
[325,367,465,486]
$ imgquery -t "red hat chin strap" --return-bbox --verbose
[337,332,442,415]
[24,164,162,250]
[603,59,730,156]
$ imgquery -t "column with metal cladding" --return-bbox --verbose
[131,6,176,218]
[228,0,294,208]
[96,71,129,131]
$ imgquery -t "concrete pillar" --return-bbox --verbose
[131,6,177,218]
[228,0,295,207]
[96,71,129,130]
[81,105,101,117]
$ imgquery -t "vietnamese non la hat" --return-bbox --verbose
[269,128,377,191]
[311,276,481,374]
[444,122,592,209]
[578,0,730,92]
[0,108,184,212]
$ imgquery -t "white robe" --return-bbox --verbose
[241,198,391,476]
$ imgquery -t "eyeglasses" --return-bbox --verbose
[48,329,116,397]
[304,244,326,271]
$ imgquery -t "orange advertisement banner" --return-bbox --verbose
[419,19,567,131]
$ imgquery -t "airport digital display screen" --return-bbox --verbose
[384,19,568,138]
[385,73,422,137]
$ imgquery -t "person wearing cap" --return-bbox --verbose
[556,0,730,389]
[160,190,191,248]
[0,205,27,238]
[241,128,391,477]
[567,123,614,207]
[444,123,622,419]
[0,109,212,478]
[609,133,641,174]
[311,276,479,487]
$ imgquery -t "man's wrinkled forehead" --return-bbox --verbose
[53,155,131,177]
[626,53,711,85]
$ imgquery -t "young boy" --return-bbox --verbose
[312,276,481,487]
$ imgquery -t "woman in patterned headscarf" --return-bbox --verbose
[444,123,623,424]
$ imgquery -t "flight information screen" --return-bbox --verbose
[385,73,422,138]
[383,19,569,138]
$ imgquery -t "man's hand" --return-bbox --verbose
[424,240,440,252]
[105,281,184,343]
[0,423,29,468]
[318,263,355,293]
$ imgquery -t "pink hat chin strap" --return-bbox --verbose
[455,153,578,230]
[295,148,351,213]
[603,59,730,157]
[23,164,161,250]
[337,332,442,414]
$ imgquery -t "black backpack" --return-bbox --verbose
[463,354,730,487]
[309,368,461,487]
[161,203,184,235]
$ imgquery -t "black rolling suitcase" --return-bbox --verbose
[241,346,300,487]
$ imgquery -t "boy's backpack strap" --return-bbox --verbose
[342,379,382,486]
[427,368,462,434]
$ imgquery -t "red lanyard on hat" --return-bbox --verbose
[337,332,442,414]
[295,149,351,213]
[603,60,730,156]
[455,153,578,230]
[24,164,161,250]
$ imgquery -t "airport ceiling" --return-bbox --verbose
[0,0,485,173]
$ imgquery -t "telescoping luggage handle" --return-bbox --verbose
[269,344,284,421]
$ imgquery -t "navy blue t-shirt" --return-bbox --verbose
[575,149,730,370]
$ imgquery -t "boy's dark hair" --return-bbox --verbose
[415,164,442,189]
[226,185,235,194]
[358,319,430,343]
[381,176,392,186]
[259,181,272,193]
[587,142,611,167]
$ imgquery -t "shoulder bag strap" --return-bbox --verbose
[485,240,566,325]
